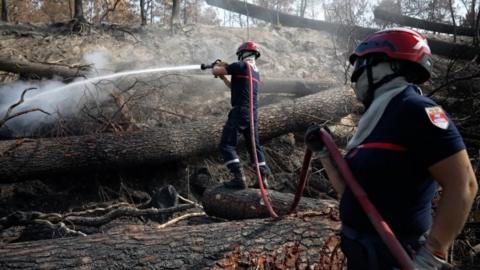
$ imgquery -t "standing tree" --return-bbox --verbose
[171,0,181,30]
[299,0,308,18]
[1,0,7,22]
[74,0,86,22]
[449,0,457,42]
[140,0,147,25]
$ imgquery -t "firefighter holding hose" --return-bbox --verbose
[209,41,270,189]
[305,28,477,269]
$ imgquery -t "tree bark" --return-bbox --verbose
[448,0,457,42]
[171,0,181,29]
[202,185,338,220]
[475,7,480,47]
[299,0,307,18]
[374,7,474,37]
[0,87,359,182]
[74,0,85,22]
[0,55,89,79]
[205,0,480,60]
[140,0,147,26]
[1,0,7,22]
[0,214,340,269]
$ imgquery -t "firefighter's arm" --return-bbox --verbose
[304,124,346,198]
[212,66,231,88]
[426,149,478,257]
[319,156,346,199]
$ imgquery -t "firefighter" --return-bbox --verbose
[305,28,478,269]
[212,41,270,189]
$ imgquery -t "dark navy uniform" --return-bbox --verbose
[340,86,465,269]
[219,61,267,172]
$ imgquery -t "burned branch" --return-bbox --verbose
[0,204,196,231]
[0,87,50,128]
[0,55,89,79]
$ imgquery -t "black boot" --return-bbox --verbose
[252,174,269,189]
[252,167,270,189]
[224,169,247,189]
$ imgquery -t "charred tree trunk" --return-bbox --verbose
[0,55,89,80]
[476,8,480,47]
[1,0,7,22]
[205,0,372,39]
[374,8,474,37]
[448,0,457,42]
[205,0,480,60]
[202,186,338,220]
[299,0,307,18]
[171,0,181,30]
[0,87,359,182]
[74,0,86,22]
[0,214,341,269]
[140,0,147,26]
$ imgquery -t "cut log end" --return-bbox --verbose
[202,185,338,220]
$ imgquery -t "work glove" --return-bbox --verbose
[304,124,329,158]
[213,59,229,67]
[200,59,229,70]
[211,59,229,79]
[413,245,452,270]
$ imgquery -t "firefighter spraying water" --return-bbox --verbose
[201,41,271,191]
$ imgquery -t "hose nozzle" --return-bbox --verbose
[200,59,227,70]
[200,63,213,70]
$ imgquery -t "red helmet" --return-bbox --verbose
[236,41,261,59]
[349,28,432,84]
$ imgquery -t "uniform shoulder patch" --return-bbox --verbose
[425,106,449,129]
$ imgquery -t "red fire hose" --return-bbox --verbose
[245,63,320,219]
[246,63,278,218]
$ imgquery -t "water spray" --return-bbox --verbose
[0,64,203,136]
[32,65,202,101]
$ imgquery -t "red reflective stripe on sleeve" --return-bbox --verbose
[357,143,407,151]
[234,75,261,84]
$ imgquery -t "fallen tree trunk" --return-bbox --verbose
[202,185,337,220]
[0,87,359,182]
[0,55,89,80]
[0,55,336,92]
[205,0,480,60]
[205,0,372,40]
[0,213,341,269]
[374,8,474,37]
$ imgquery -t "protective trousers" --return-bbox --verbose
[219,106,268,175]
[340,225,424,270]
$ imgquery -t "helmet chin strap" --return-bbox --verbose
[239,51,256,61]
[363,60,401,109]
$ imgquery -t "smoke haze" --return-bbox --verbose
[0,51,113,137]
